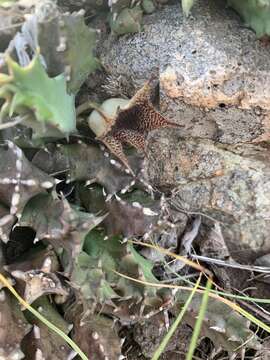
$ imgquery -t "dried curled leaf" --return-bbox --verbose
[0,54,76,138]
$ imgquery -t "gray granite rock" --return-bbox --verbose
[100,0,270,143]
[145,129,270,262]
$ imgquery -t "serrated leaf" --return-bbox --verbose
[22,296,72,360]
[35,8,99,94]
[69,312,122,360]
[20,193,106,274]
[174,291,262,352]
[0,54,76,138]
[128,243,158,285]
[80,229,161,305]
[57,13,99,94]
[0,142,54,218]
[71,251,120,303]
[32,143,140,193]
[0,290,31,359]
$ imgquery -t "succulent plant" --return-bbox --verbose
[228,0,270,38]
[36,7,99,94]
[22,297,73,359]
[108,6,144,35]
[0,54,76,138]
[87,78,181,175]
[181,0,270,38]
[142,0,156,14]
[71,228,168,322]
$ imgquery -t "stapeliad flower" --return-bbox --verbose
[88,77,182,175]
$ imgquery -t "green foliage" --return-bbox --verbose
[61,14,99,94]
[109,6,143,35]
[38,11,99,94]
[142,0,155,14]
[181,0,270,37]
[0,0,17,7]
[0,54,76,138]
[175,290,262,352]
[181,0,195,16]
[228,0,270,37]
[71,228,163,318]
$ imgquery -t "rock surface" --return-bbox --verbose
[100,0,270,143]
[99,0,270,263]
[146,129,270,263]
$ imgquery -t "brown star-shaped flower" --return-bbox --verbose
[93,78,181,175]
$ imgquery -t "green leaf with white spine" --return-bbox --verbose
[0,54,76,138]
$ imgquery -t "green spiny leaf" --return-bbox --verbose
[228,0,270,37]
[0,54,76,138]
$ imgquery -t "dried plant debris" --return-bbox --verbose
[1,1,270,359]
[11,268,69,305]
[133,312,191,358]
